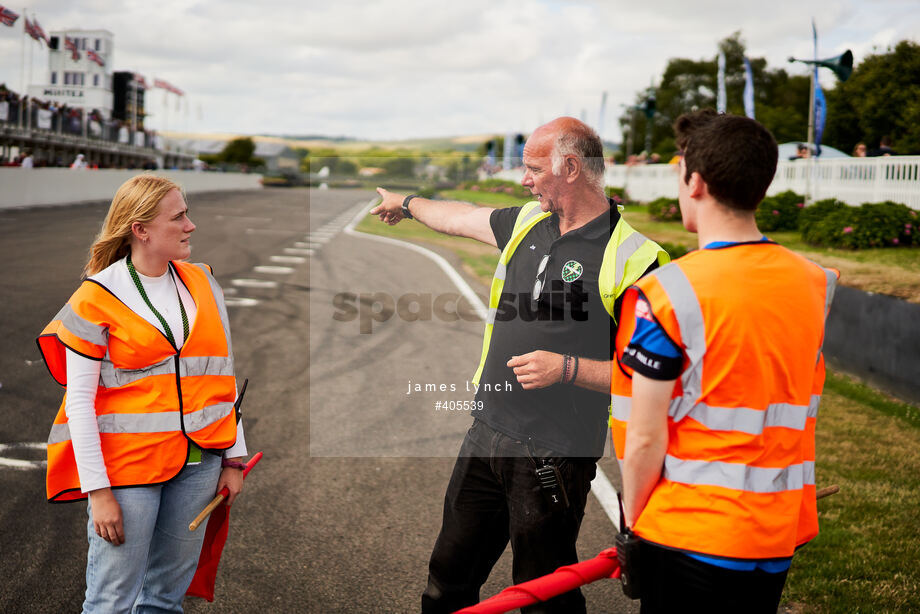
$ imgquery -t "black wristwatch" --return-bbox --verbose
[402,194,418,219]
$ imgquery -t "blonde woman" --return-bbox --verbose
[37,175,247,613]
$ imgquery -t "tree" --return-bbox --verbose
[824,40,920,154]
[221,137,257,164]
[619,32,810,155]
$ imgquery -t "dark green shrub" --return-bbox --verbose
[798,198,848,238]
[804,201,918,249]
[648,197,682,222]
[755,190,804,231]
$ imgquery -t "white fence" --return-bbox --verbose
[0,169,263,210]
[495,156,920,210]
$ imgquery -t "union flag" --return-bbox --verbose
[0,5,19,27]
[64,37,81,61]
[31,16,48,43]
[87,49,104,67]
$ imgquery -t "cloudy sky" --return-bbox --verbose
[1,0,917,143]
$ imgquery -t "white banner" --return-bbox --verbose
[118,126,129,144]
[37,109,52,129]
[134,131,145,147]
[89,120,102,137]
[0,101,8,121]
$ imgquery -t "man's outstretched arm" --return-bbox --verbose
[370,187,498,247]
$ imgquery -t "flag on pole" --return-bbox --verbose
[86,49,104,66]
[716,51,727,113]
[0,4,18,26]
[24,17,40,42]
[31,16,47,44]
[814,68,826,157]
[64,37,81,61]
[134,73,147,88]
[742,57,755,119]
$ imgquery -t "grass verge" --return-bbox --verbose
[784,372,920,613]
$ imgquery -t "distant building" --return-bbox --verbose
[166,136,301,173]
[28,29,115,119]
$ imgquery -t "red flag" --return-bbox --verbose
[24,17,39,41]
[186,451,262,601]
[0,5,19,27]
[32,16,47,44]
[186,503,231,601]
[87,49,104,67]
[134,73,147,89]
[64,37,80,61]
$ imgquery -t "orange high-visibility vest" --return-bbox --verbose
[611,243,838,560]
[38,261,238,502]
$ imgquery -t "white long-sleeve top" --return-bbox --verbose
[64,257,247,493]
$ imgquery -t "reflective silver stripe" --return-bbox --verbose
[663,455,816,493]
[54,303,107,346]
[48,411,181,445]
[194,263,233,357]
[807,394,821,419]
[682,396,822,434]
[822,267,838,318]
[517,204,545,229]
[178,356,234,378]
[494,260,507,282]
[486,307,497,326]
[612,394,632,422]
[613,232,647,290]
[99,355,234,388]
[655,265,705,422]
[185,401,234,433]
[816,266,838,363]
[47,403,232,445]
[100,356,174,388]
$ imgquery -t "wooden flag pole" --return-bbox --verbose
[189,451,262,531]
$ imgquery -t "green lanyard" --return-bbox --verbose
[126,254,189,349]
[126,255,200,463]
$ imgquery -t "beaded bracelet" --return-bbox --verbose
[569,356,579,384]
[221,459,247,470]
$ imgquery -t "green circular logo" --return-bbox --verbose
[561,260,583,282]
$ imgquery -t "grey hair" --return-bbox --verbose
[550,125,606,191]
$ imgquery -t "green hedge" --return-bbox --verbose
[648,197,682,222]
[803,201,918,249]
[755,190,805,231]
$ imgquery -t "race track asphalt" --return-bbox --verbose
[0,187,633,613]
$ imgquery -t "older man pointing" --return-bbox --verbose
[372,117,668,613]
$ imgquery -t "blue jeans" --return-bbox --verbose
[422,420,597,614]
[83,453,221,614]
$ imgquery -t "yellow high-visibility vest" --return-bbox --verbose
[472,201,669,385]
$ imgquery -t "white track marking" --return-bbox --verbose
[270,255,307,264]
[232,279,279,289]
[283,248,314,256]
[225,297,260,307]
[254,265,294,274]
[0,442,47,470]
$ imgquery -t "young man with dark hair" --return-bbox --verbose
[610,111,839,613]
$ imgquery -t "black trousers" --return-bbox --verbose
[637,540,789,614]
[421,420,597,614]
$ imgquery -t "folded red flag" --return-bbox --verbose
[186,451,262,601]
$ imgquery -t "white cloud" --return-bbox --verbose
[1,0,918,141]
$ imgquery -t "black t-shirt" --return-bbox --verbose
[475,199,647,458]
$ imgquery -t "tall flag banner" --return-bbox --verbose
[0,5,19,27]
[65,37,81,61]
[24,17,42,42]
[814,67,826,157]
[86,49,104,66]
[743,57,755,119]
[31,16,48,44]
[716,51,727,113]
